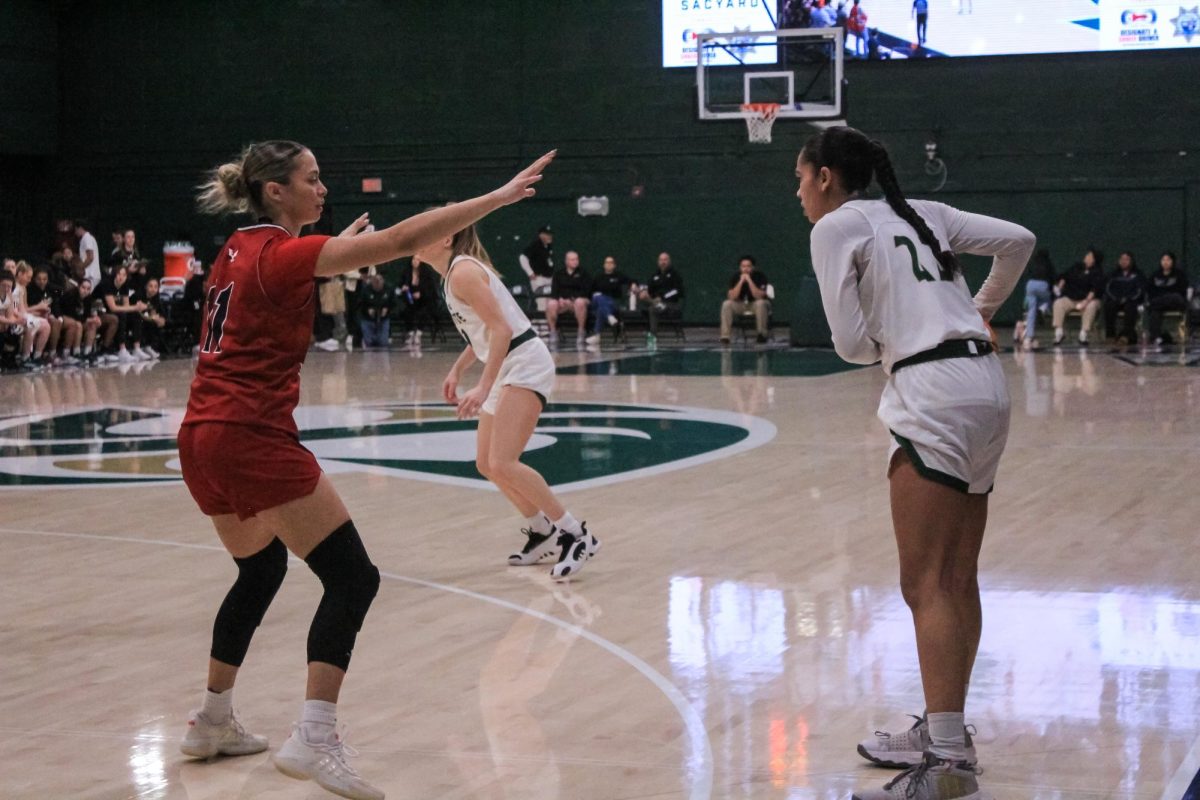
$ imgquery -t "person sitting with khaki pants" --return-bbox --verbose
[1052,247,1106,345]
[720,255,771,344]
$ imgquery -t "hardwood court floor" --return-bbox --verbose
[1,342,1198,800]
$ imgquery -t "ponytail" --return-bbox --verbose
[428,204,501,277]
[196,140,307,218]
[196,160,251,215]
[869,142,960,277]
[800,126,961,276]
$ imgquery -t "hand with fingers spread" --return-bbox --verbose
[456,384,490,419]
[338,213,371,238]
[493,150,557,207]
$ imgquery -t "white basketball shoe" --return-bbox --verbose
[179,710,269,759]
[508,526,561,566]
[550,524,600,582]
[273,725,384,800]
[858,714,977,769]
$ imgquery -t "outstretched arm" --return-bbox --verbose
[314,151,556,277]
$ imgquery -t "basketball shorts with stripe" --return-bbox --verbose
[482,337,556,415]
[878,354,1011,495]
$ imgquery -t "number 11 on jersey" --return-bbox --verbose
[201,283,234,354]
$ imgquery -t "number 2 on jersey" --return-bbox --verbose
[201,283,234,354]
[894,235,952,283]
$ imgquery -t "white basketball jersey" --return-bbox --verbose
[809,199,1034,373]
[444,255,532,361]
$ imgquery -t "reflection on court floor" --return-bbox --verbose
[1,347,1199,798]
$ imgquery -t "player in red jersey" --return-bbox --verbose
[176,139,554,800]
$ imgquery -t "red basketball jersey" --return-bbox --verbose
[182,223,331,434]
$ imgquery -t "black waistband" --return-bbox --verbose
[892,339,994,373]
[507,328,537,354]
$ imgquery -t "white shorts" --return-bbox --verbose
[23,314,47,333]
[482,335,556,416]
[878,354,1010,494]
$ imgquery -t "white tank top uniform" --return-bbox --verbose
[810,199,1035,493]
[444,255,556,415]
[12,285,47,332]
[0,292,22,334]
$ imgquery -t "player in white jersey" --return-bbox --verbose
[415,219,599,581]
[796,127,1035,800]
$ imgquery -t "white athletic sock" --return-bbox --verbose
[200,688,232,723]
[927,711,967,761]
[300,699,338,745]
[553,511,582,536]
[526,513,553,535]
[82,346,92,355]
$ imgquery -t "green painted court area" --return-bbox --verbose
[558,349,864,377]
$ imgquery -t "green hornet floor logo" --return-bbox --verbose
[0,402,776,490]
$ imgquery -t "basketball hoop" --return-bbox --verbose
[740,103,781,144]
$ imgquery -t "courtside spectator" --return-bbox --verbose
[719,255,771,344]
[1146,251,1189,345]
[586,255,631,346]
[546,250,590,345]
[1052,248,1105,345]
[1103,251,1144,344]
[75,220,102,285]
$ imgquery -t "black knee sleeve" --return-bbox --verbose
[211,537,288,667]
[304,520,380,671]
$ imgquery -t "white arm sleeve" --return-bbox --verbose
[932,203,1036,322]
[518,254,534,277]
[810,212,882,365]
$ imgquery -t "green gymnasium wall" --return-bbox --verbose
[0,1,58,258]
[31,1,1200,325]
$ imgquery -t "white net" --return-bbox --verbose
[741,104,780,144]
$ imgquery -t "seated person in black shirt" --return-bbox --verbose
[139,277,167,358]
[546,250,590,344]
[636,251,685,337]
[1052,248,1106,345]
[586,256,631,346]
[1103,251,1144,344]
[98,265,150,363]
[719,255,771,344]
[1146,251,1189,345]
[62,277,109,362]
[397,256,439,345]
[27,266,82,364]
[358,272,395,349]
[519,225,555,309]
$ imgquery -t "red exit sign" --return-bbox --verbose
[361,178,383,193]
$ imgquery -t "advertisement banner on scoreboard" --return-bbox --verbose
[664,0,1199,63]
[1099,1,1200,49]
[662,0,779,67]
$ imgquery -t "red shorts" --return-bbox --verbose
[178,422,322,521]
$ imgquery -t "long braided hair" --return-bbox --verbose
[800,126,961,277]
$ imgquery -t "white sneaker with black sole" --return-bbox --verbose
[550,524,599,582]
[273,725,384,800]
[180,710,269,759]
[858,714,977,769]
[508,526,560,566]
